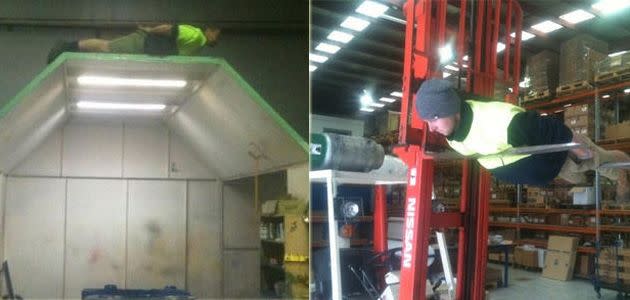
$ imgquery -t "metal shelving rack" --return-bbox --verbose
[309,169,407,300]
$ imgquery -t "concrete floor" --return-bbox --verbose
[487,263,625,300]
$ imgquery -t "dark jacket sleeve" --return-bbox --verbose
[507,111,573,147]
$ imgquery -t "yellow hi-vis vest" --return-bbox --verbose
[447,100,530,169]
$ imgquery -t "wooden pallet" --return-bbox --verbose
[523,89,551,103]
[556,80,593,96]
[595,67,630,85]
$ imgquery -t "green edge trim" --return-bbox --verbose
[0,52,308,153]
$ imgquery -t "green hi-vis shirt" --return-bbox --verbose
[177,25,207,55]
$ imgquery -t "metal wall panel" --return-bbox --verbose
[127,180,186,289]
[4,177,65,298]
[186,181,222,298]
[62,121,123,177]
[123,123,169,178]
[169,131,215,179]
[10,128,62,176]
[222,180,258,249]
[65,179,126,298]
[223,250,260,298]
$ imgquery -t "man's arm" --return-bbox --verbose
[138,24,174,35]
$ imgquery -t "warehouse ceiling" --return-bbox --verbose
[311,0,630,119]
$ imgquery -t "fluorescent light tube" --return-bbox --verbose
[77,76,186,88]
[77,101,166,111]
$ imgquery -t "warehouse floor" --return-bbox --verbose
[487,263,622,300]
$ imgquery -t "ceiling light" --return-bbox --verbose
[609,50,628,57]
[531,20,563,33]
[602,94,611,99]
[443,72,452,78]
[390,91,403,97]
[445,65,459,71]
[360,90,374,106]
[369,102,385,108]
[497,42,506,53]
[510,31,535,41]
[327,30,354,44]
[315,42,341,54]
[360,107,375,112]
[309,65,318,72]
[559,9,595,24]
[463,55,469,61]
[624,88,630,94]
[379,97,396,103]
[563,104,572,108]
[309,53,329,63]
[77,76,186,88]
[592,0,630,14]
[356,1,389,18]
[462,64,469,68]
[540,113,548,116]
[439,45,454,64]
[341,16,371,32]
[76,101,166,111]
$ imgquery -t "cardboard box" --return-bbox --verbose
[515,246,539,268]
[559,34,608,85]
[284,215,309,256]
[285,261,309,299]
[575,254,591,278]
[571,187,595,205]
[548,235,579,252]
[605,121,630,140]
[543,250,577,281]
[564,104,592,118]
[485,266,503,285]
[565,115,594,128]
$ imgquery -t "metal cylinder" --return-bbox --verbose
[310,133,385,172]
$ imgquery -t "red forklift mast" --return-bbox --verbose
[376,1,523,299]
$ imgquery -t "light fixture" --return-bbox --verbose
[390,91,403,97]
[624,88,630,94]
[531,21,563,33]
[360,107,375,112]
[309,53,329,63]
[559,9,595,24]
[360,90,374,106]
[445,65,459,72]
[592,0,630,15]
[315,42,341,54]
[379,97,396,103]
[327,30,354,44]
[602,94,611,99]
[438,45,454,64]
[443,72,452,78]
[369,102,385,108]
[540,113,548,116]
[309,65,318,72]
[77,76,186,88]
[463,55,469,61]
[341,16,371,32]
[496,42,506,53]
[76,101,166,111]
[510,31,535,41]
[609,50,628,57]
[356,1,389,18]
[563,104,572,108]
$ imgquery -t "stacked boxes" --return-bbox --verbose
[597,247,630,284]
[515,245,539,268]
[559,34,608,86]
[597,51,630,78]
[542,235,579,281]
[564,104,595,139]
[526,50,559,96]
[605,121,630,140]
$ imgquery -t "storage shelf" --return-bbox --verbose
[311,239,371,248]
[516,238,596,254]
[490,222,630,234]
[490,207,630,216]
[310,214,374,223]
[523,80,630,112]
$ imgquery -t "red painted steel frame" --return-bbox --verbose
[391,1,523,299]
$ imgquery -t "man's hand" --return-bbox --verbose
[137,24,173,35]
[570,134,593,161]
